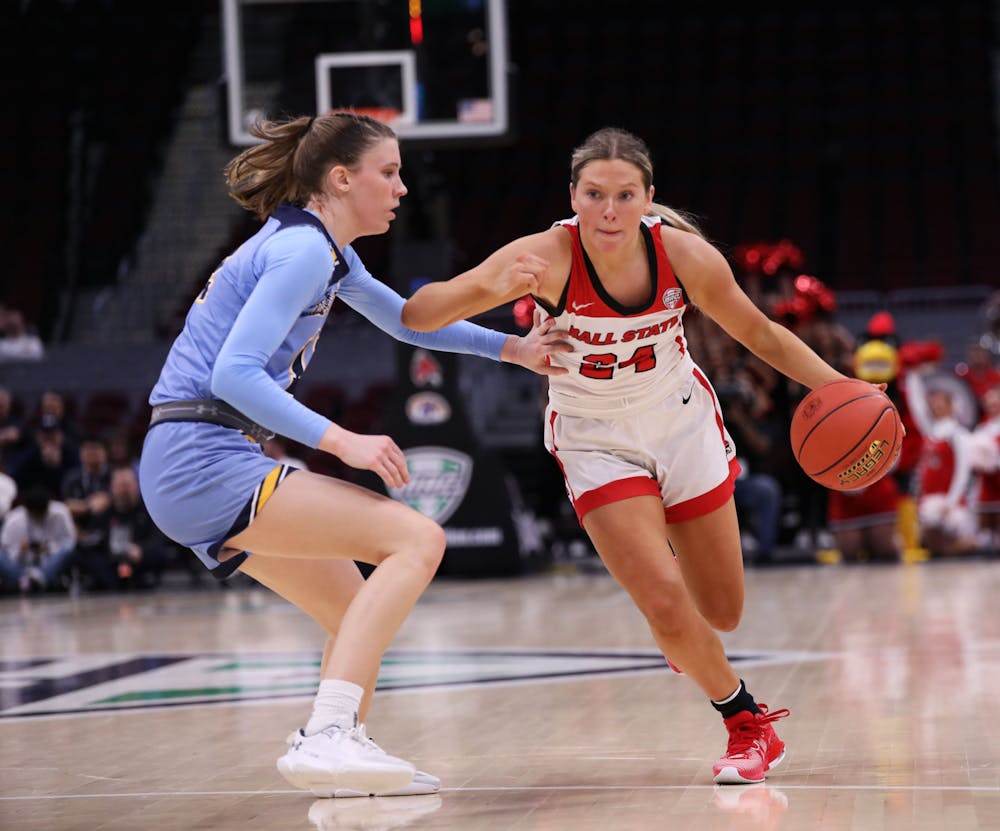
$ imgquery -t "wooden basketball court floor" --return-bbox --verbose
[2,559,1000,830]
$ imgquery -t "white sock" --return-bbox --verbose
[304,679,363,735]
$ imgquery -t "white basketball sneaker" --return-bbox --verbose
[277,723,415,796]
[286,726,440,798]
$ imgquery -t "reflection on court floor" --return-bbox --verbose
[2,562,999,829]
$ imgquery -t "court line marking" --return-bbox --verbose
[3,783,999,801]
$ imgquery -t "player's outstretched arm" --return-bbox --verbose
[402,232,561,331]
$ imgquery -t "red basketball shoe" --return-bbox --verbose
[712,705,790,784]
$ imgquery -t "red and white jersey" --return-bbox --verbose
[969,416,1000,473]
[536,215,695,417]
[971,416,1000,508]
[915,418,971,502]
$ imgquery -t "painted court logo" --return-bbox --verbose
[388,446,473,523]
[0,648,835,720]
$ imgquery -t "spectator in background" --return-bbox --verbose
[34,390,82,446]
[106,429,140,477]
[62,435,113,571]
[106,466,170,588]
[955,342,1000,405]
[0,484,76,592]
[980,290,1000,358]
[0,386,25,466]
[0,308,44,362]
[716,373,784,562]
[0,459,16,523]
[969,384,1000,553]
[9,415,79,499]
[905,367,977,557]
[72,465,171,590]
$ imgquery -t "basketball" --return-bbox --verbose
[790,378,903,491]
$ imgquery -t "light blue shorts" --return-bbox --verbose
[139,421,297,578]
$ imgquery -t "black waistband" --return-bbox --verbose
[148,400,274,444]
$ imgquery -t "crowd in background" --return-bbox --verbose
[1,241,999,595]
[0,388,173,593]
[682,240,1000,565]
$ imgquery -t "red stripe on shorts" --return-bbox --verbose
[547,408,574,502]
[573,475,662,522]
[663,458,741,523]
[692,366,727,442]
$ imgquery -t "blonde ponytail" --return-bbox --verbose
[647,202,704,238]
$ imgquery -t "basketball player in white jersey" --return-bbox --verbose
[402,127,851,784]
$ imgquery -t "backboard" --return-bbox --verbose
[222,0,509,145]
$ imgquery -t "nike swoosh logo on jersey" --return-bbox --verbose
[681,383,695,404]
[570,301,594,312]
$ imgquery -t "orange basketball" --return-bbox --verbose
[790,378,903,491]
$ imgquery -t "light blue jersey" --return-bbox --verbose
[150,204,504,448]
[140,204,507,577]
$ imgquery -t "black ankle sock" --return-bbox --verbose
[711,679,762,719]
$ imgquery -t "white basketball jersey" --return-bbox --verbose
[536,215,696,416]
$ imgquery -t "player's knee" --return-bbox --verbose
[407,514,446,576]
[703,604,742,632]
[640,582,689,638]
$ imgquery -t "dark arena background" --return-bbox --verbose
[2,2,1000,829]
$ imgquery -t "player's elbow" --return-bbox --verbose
[400,300,441,332]
[209,359,238,402]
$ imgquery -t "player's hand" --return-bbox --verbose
[501,309,574,376]
[494,253,549,300]
[321,425,410,489]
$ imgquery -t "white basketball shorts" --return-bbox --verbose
[544,366,740,524]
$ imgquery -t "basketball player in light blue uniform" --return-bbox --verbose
[142,203,513,578]
[139,112,570,799]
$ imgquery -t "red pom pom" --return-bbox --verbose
[867,311,896,338]
[512,296,534,330]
